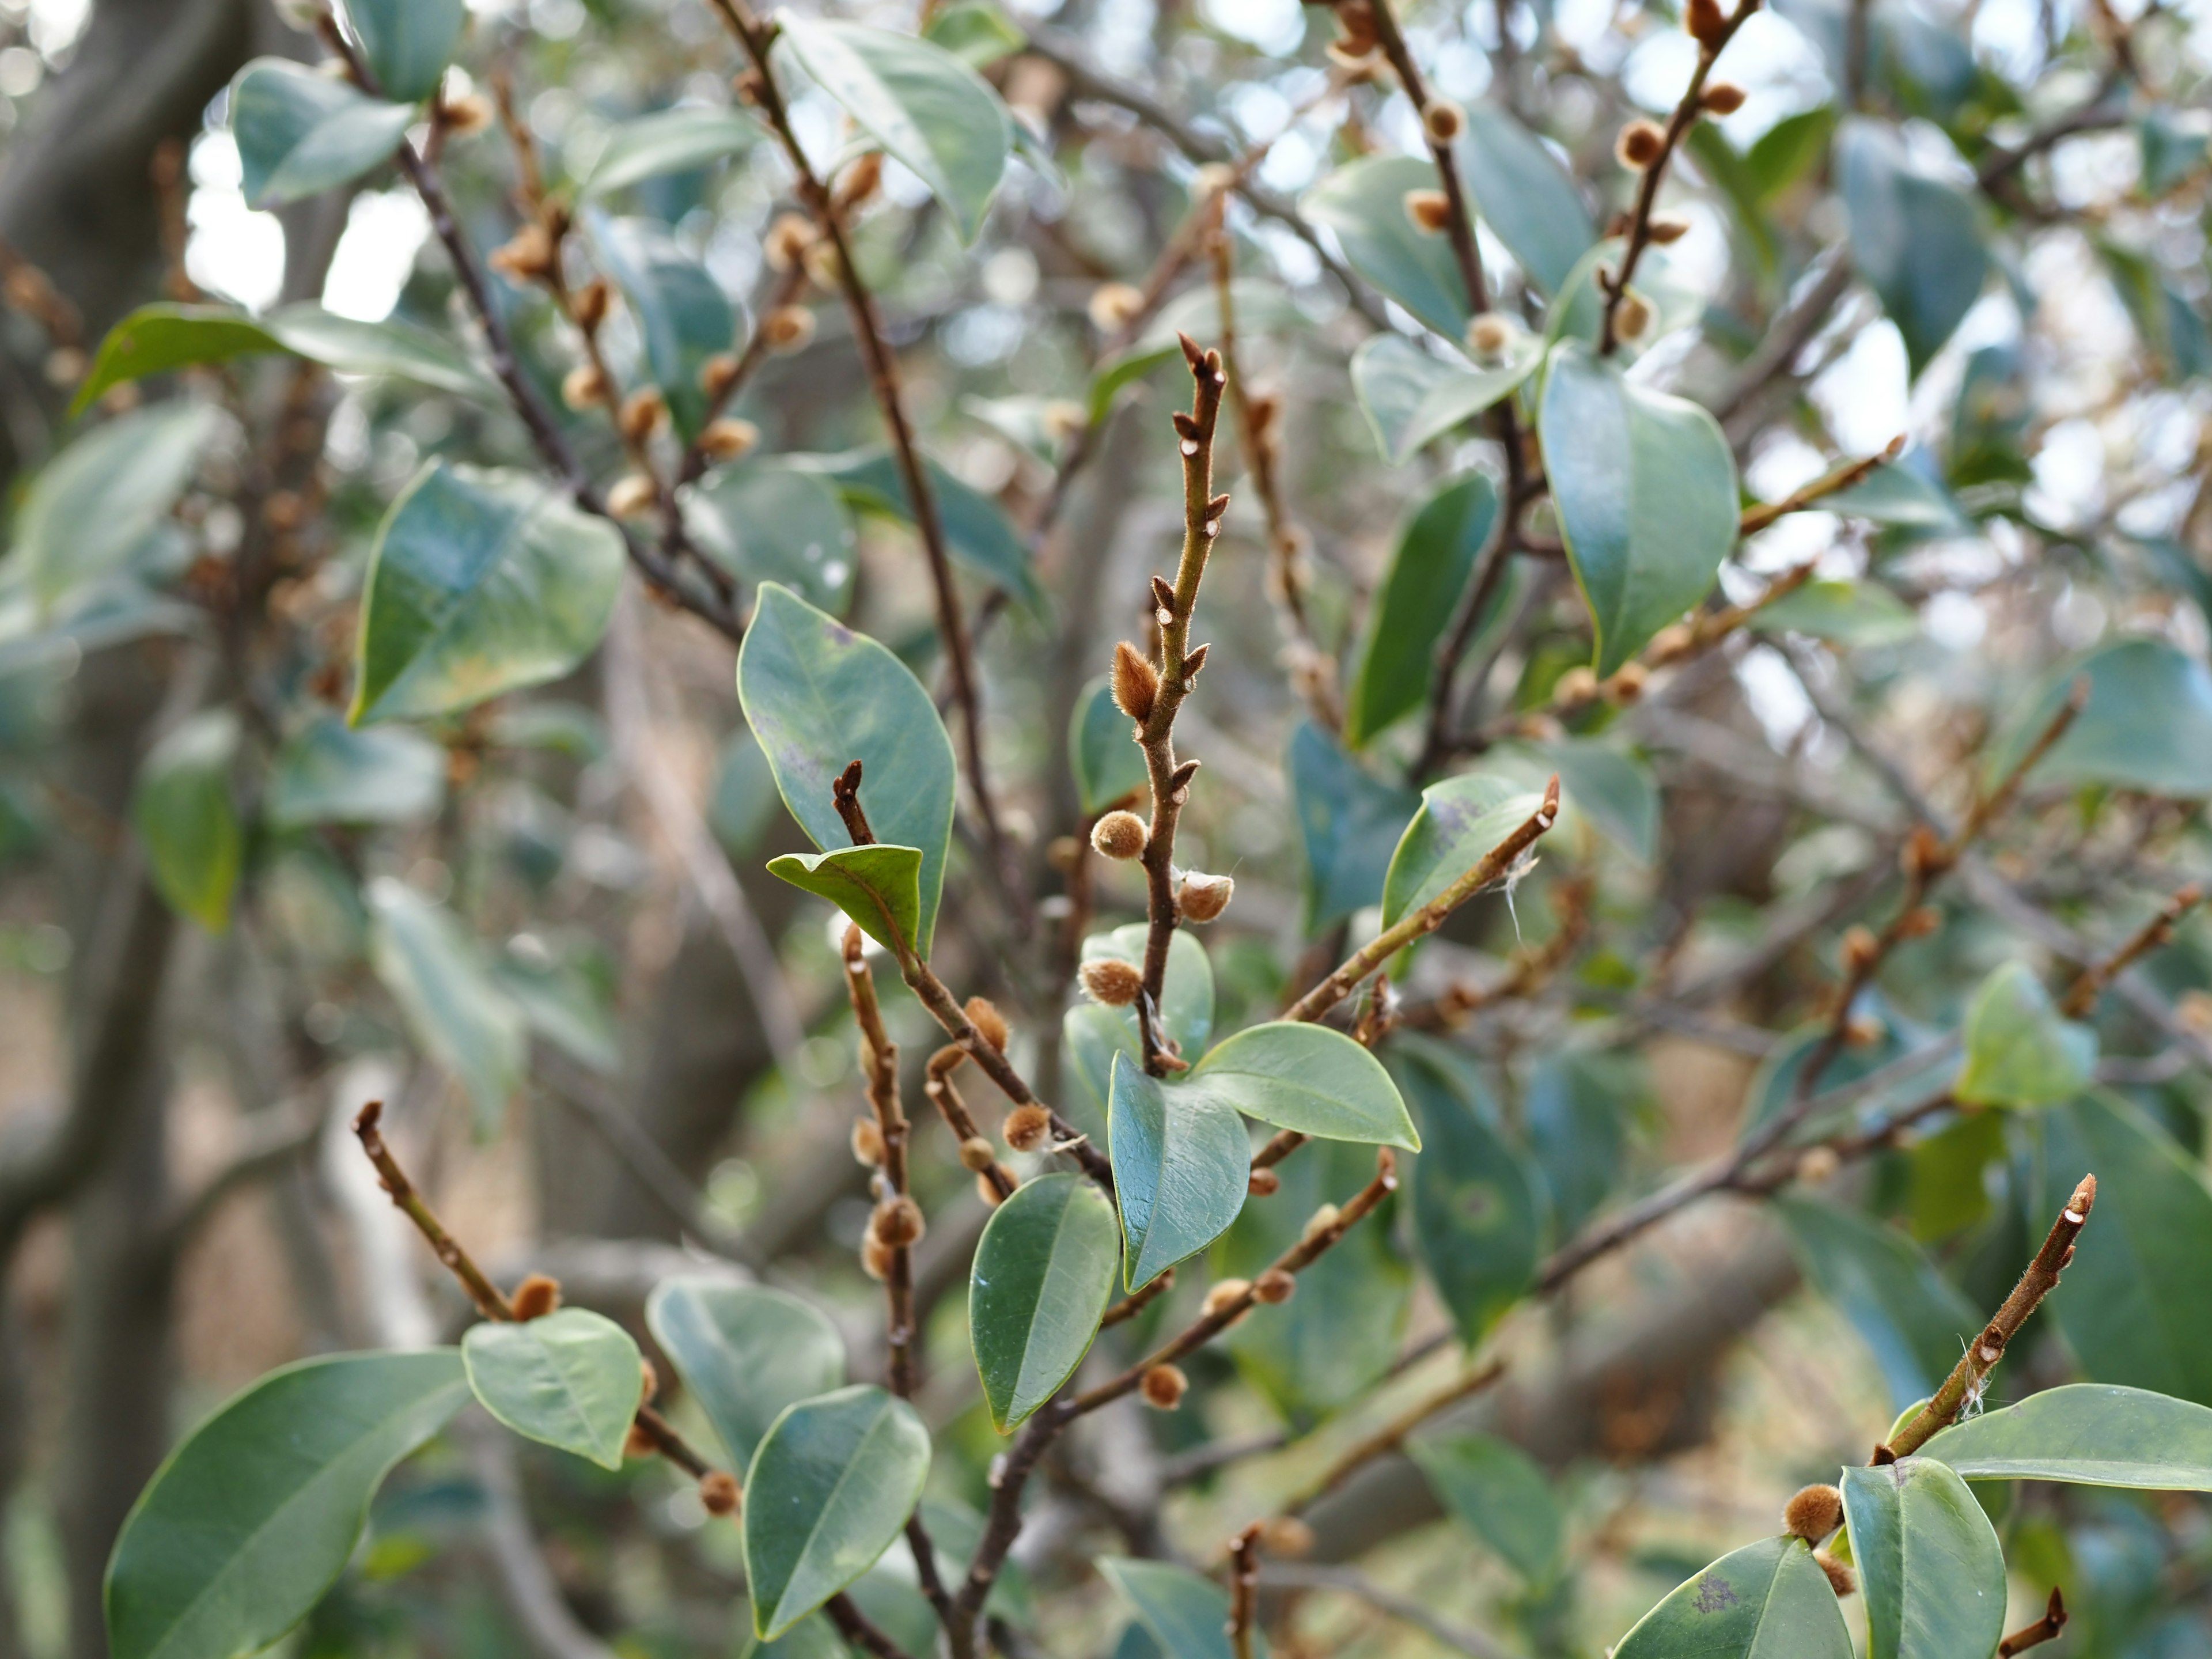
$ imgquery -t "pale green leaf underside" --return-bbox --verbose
[647,1279,847,1468]
[463,1309,643,1471]
[766,844,923,955]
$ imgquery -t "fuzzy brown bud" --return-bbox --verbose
[1685,0,1729,46]
[1649,215,1692,244]
[1815,1551,1856,1597]
[442,92,494,135]
[1140,1363,1188,1409]
[606,473,658,518]
[561,363,611,410]
[1702,81,1748,115]
[959,1135,998,1172]
[1113,641,1160,723]
[1248,1167,1281,1197]
[1555,665,1601,706]
[573,279,611,332]
[851,1116,886,1166]
[698,1471,741,1516]
[837,150,884,207]
[1177,871,1234,923]
[764,305,816,354]
[1615,119,1667,171]
[624,1421,658,1458]
[765,213,816,273]
[1647,620,1696,660]
[1607,660,1651,703]
[801,240,844,291]
[1081,958,1145,1007]
[489,222,558,282]
[1796,1145,1842,1185]
[1092,810,1149,860]
[618,387,667,444]
[638,1358,658,1403]
[872,1194,925,1248]
[1088,281,1146,333]
[1421,99,1465,143]
[1840,925,1880,974]
[699,418,760,462]
[699,351,743,400]
[978,1167,1013,1205]
[1465,313,1516,359]
[1403,188,1452,234]
[1300,1203,1342,1247]
[1253,1268,1296,1305]
[1785,1484,1844,1541]
[965,996,1010,1052]
[861,1234,895,1281]
[1262,1516,1315,1556]
[512,1274,562,1320]
[1203,1278,1252,1320]
[1003,1104,1054,1153]
[1614,290,1653,342]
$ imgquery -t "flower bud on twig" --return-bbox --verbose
[1421,99,1465,143]
[1113,641,1160,722]
[1092,810,1149,860]
[765,213,816,273]
[959,1136,998,1172]
[1003,1105,1054,1153]
[698,1471,741,1516]
[851,1116,885,1166]
[871,1195,925,1248]
[1685,0,1729,46]
[1301,1203,1341,1247]
[764,305,816,354]
[1080,958,1145,1006]
[1702,81,1748,115]
[1203,1278,1252,1321]
[1616,119,1667,169]
[512,1274,562,1320]
[699,418,760,461]
[1403,189,1452,234]
[1141,1363,1188,1409]
[1178,872,1234,922]
[606,473,658,518]
[1254,1268,1296,1304]
[562,364,610,410]
[1248,1167,1280,1196]
[1784,1484,1844,1541]
[965,996,1010,1052]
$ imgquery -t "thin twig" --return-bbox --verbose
[1737,437,1904,535]
[1227,1524,1262,1659]
[1998,1588,2070,1656]
[2059,882,2203,1017]
[1286,1359,1507,1513]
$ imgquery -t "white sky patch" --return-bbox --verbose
[184,132,284,312]
[1200,0,1302,55]
[1811,320,1911,453]
[323,190,432,322]
[1736,643,1816,749]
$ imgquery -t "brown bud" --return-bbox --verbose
[1262,1516,1315,1556]
[1902,824,1948,880]
[763,305,816,354]
[42,347,84,388]
[1203,1278,1252,1320]
[1403,188,1452,234]
[512,1274,563,1320]
[861,1233,895,1281]
[606,473,658,518]
[1784,1483,1844,1541]
[1685,0,1729,46]
[489,222,558,282]
[639,1358,659,1403]
[1177,871,1234,923]
[1555,665,1601,706]
[1140,1363,1188,1409]
[1248,1167,1281,1197]
[561,363,611,410]
[1113,640,1160,723]
[1841,925,1880,974]
[965,996,1010,1052]
[1092,810,1149,861]
[1844,1012,1885,1048]
[1897,905,1942,939]
[801,239,844,291]
[624,1422,658,1459]
[1465,312,1515,360]
[1615,290,1653,342]
[1080,958,1145,1007]
[698,1471,741,1516]
[836,150,884,207]
[959,1135,998,1172]
[871,1194,925,1248]
[1253,1268,1296,1305]
[1615,119,1667,171]
[1088,281,1146,333]
[1606,660,1650,703]
[1301,1203,1342,1247]
[1003,1104,1054,1153]
[1649,215,1692,244]
[573,279,611,332]
[1702,81,1748,115]
[765,213,816,273]
[1815,1551,1856,1598]
[851,1116,886,1166]
[1421,99,1465,143]
[618,387,667,444]
[1647,620,1696,661]
[700,418,761,463]
[441,92,494,135]
[978,1166,1013,1205]
[1796,1145,1842,1185]
[699,351,743,400]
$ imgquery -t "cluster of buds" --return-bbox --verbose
[861,1192,925,1281]
[1782,1484,1854,1596]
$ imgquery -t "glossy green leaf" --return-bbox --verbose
[1526,737,1656,862]
[132,711,242,936]
[263,304,495,399]
[1289,721,1421,933]
[105,1351,469,1659]
[2035,1093,2212,1404]
[766,844,923,955]
[1748,579,1919,647]
[1955,960,2095,1107]
[1410,1433,1562,1582]
[1746,107,1836,203]
[1180,1022,1418,1150]
[364,877,524,1135]
[19,402,215,611]
[1107,1052,1250,1291]
[584,107,755,196]
[344,0,466,103]
[736,1615,850,1659]
[811,447,1041,607]
[350,462,625,725]
[1100,1559,1260,1659]
[777,18,1009,242]
[230,59,415,209]
[70,305,279,415]
[1304,155,1471,339]
[1456,104,1596,294]
[490,940,620,1073]
[1349,333,1537,467]
[1392,1037,1543,1345]
[923,0,1025,67]
[1775,1196,1982,1412]
[969,1174,1120,1430]
[1921,1383,2212,1487]
[1838,119,1988,374]
[593,215,737,440]
[1216,1136,1408,1421]
[1343,474,1498,748]
[266,717,445,830]
[1824,460,1970,530]
[462,1309,642,1470]
[2140,105,2210,196]
[1063,926,1213,1134]
[1540,340,1738,676]
[647,1280,846,1468]
[686,461,855,613]
[2001,637,2212,798]
[1069,676,1149,815]
[1609,1533,1853,1659]
[736,583,956,955]
[1842,1458,2006,1659]
[1381,770,1546,930]
[743,1385,931,1640]
[1527,1050,1634,1234]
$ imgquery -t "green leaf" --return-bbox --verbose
[969,1174,1120,1430]
[743,1385,931,1640]
[1409,1433,1562,1582]
[736,583,956,956]
[230,59,415,209]
[1838,119,1988,375]
[2034,1093,2212,1405]
[18,402,215,611]
[1349,333,1538,467]
[1955,960,2095,1107]
[922,0,1026,67]
[1303,155,1471,339]
[583,107,755,197]
[1181,1022,1419,1150]
[1525,737,1657,862]
[1527,1050,1633,1234]
[1456,104,1596,294]
[1746,107,1836,203]
[766,844,924,957]
[685,461,856,613]
[1824,459,1971,530]
[2140,105,2210,196]
[266,717,446,830]
[1999,637,2212,798]
[1609,1534,1853,1659]
[106,1351,469,1659]
[462,1309,642,1470]
[350,462,625,725]
[1381,770,1546,930]
[593,215,738,440]
[490,940,621,1073]
[364,877,524,1135]
[809,447,1041,608]
[1540,339,1738,676]
[1089,281,1302,421]
[132,711,243,935]
[1069,676,1149,815]
[1063,926,1213,1133]
[1099,1558,1261,1659]
[1841,1458,2007,1659]
[647,1280,847,1468]
[1748,579,1919,647]
[264,304,496,399]
[736,1615,850,1659]
[1775,1196,1982,1412]
[776,18,1009,243]
[1107,1052,1250,1291]
[1392,1037,1543,1346]
[344,0,467,103]
[70,305,279,415]
[1921,1382,2212,1487]
[1343,474,1498,747]
[1289,721,1421,933]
